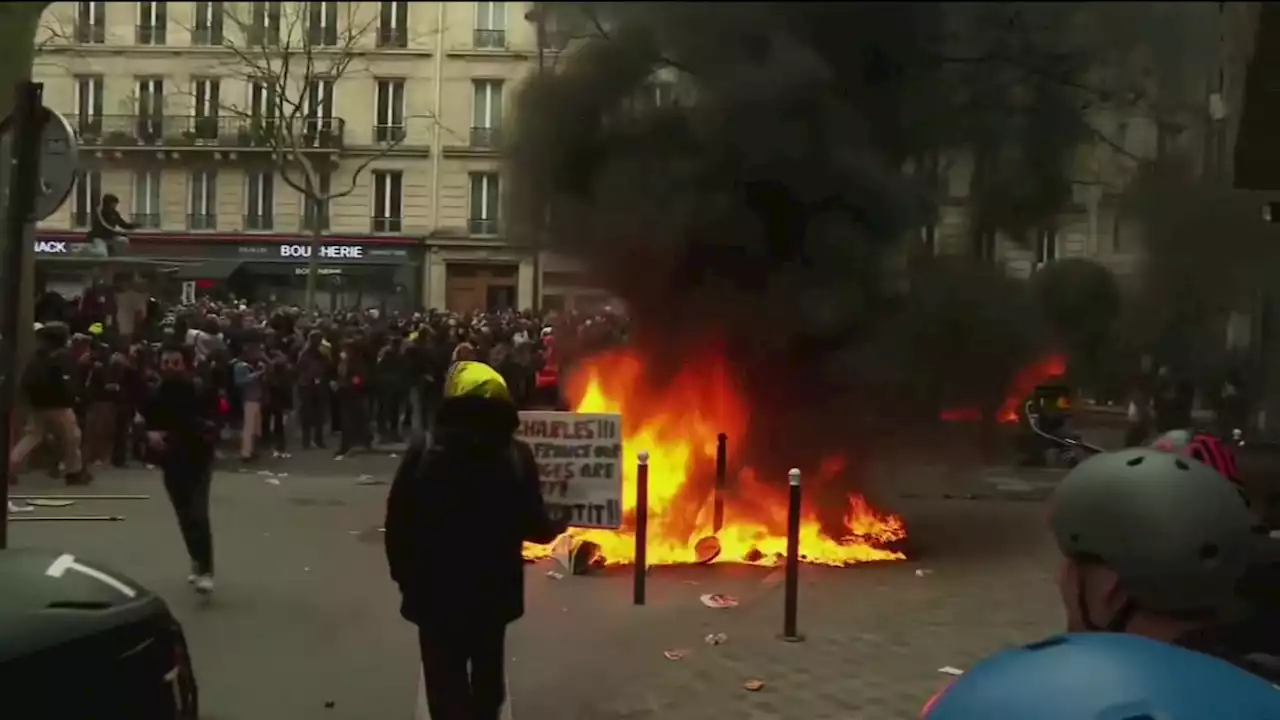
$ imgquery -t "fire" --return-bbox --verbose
[939,354,1068,423]
[523,347,907,567]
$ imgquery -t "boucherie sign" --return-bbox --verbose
[280,244,364,259]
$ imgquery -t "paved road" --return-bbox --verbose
[5,457,1068,720]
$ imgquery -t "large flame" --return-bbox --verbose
[523,347,906,567]
[939,354,1068,423]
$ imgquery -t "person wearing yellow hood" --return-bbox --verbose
[385,360,566,720]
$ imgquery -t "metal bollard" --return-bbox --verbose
[780,467,805,642]
[713,433,727,533]
[633,451,650,606]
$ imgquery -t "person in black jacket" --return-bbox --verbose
[385,361,566,720]
[142,342,219,595]
[9,323,91,485]
[86,193,136,256]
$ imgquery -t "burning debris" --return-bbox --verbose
[522,347,908,567]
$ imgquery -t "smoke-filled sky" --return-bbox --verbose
[507,2,1261,456]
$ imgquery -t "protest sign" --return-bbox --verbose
[515,411,623,529]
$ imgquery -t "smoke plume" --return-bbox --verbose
[508,2,1156,463]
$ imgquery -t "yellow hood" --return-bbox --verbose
[444,361,512,402]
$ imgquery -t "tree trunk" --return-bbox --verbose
[305,225,321,310]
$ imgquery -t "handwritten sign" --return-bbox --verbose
[516,411,623,529]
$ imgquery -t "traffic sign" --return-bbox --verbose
[0,106,79,221]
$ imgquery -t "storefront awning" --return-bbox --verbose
[172,259,244,280]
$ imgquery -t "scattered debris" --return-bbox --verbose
[263,477,281,486]
[704,632,728,645]
[378,527,386,533]
[938,666,965,676]
[324,700,335,709]
[256,470,274,476]
[276,473,289,478]
[742,679,765,692]
[26,499,75,508]
[545,570,564,580]
[663,649,688,661]
[915,568,933,577]
[552,536,604,575]
[389,453,399,459]
[694,536,722,564]
[700,593,740,609]
[683,580,700,586]
[356,475,386,486]
[348,530,360,535]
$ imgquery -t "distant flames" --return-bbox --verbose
[939,354,1068,424]
[522,347,907,567]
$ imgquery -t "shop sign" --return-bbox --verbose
[294,267,344,276]
[280,244,365,259]
[34,240,68,254]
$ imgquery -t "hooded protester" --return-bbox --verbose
[384,361,566,720]
[87,193,137,256]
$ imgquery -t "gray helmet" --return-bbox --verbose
[1050,447,1255,613]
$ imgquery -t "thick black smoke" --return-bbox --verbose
[508,2,1143,468]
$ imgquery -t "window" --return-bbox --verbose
[308,1,339,46]
[137,1,167,45]
[303,172,332,231]
[305,79,336,145]
[132,170,162,229]
[1036,228,1059,265]
[468,172,500,235]
[379,1,408,48]
[74,75,104,138]
[471,80,503,148]
[374,79,406,143]
[188,171,218,230]
[651,80,675,108]
[76,1,106,44]
[135,77,165,142]
[974,229,996,263]
[372,171,403,233]
[248,79,277,145]
[245,172,274,230]
[474,1,506,48]
[249,1,281,45]
[193,1,225,45]
[192,78,221,140]
[72,170,102,228]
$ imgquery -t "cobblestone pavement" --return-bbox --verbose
[5,458,1066,720]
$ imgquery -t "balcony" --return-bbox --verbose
[136,24,167,45]
[372,216,403,233]
[470,126,501,149]
[244,214,274,231]
[373,124,406,143]
[70,115,346,151]
[133,213,162,230]
[74,24,106,44]
[377,27,407,48]
[469,218,499,236]
[187,213,217,231]
[474,29,506,49]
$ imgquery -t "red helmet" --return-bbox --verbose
[1150,430,1240,485]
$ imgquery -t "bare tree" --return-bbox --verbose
[212,1,424,308]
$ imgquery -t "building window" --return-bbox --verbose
[379,1,408,48]
[651,80,675,108]
[249,1,281,45]
[72,170,102,229]
[468,172,500,235]
[188,171,218,231]
[1036,228,1059,266]
[137,1,167,45]
[974,229,996,262]
[305,79,336,144]
[372,171,403,233]
[74,75,104,139]
[132,170,162,229]
[474,1,507,48]
[193,1,225,45]
[76,2,106,44]
[308,1,339,46]
[192,78,221,140]
[135,77,165,143]
[471,80,503,148]
[302,172,332,231]
[374,79,406,143]
[245,172,275,230]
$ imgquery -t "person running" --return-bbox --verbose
[922,632,1280,719]
[1047,447,1280,681]
[385,361,566,720]
[9,323,92,485]
[142,342,220,595]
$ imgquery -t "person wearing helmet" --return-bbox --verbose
[922,632,1280,720]
[1150,428,1242,487]
[1049,447,1280,681]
